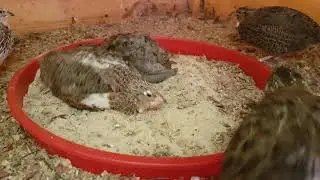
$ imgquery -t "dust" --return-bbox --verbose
[23,54,263,157]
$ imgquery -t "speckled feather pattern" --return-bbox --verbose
[236,6,320,54]
[39,47,163,114]
[0,23,14,63]
[104,33,178,83]
[105,33,172,69]
[237,6,319,30]
[220,87,320,180]
[40,51,114,109]
[220,66,320,180]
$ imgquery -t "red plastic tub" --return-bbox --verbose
[7,37,271,179]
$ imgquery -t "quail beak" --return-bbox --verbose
[7,11,14,16]
[236,21,240,27]
[157,94,167,103]
[162,96,167,103]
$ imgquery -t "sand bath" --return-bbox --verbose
[23,54,263,157]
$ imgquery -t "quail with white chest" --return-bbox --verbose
[0,9,15,66]
[39,45,166,115]
[220,65,320,180]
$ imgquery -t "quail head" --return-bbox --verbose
[264,65,305,92]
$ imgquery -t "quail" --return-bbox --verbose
[235,6,320,62]
[39,45,166,115]
[220,65,320,180]
[0,9,15,66]
[103,33,178,83]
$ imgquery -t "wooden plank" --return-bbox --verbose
[0,0,189,34]
[188,0,201,17]
[2,0,319,34]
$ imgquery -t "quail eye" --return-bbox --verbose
[144,90,152,97]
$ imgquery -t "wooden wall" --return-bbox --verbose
[0,0,189,34]
[1,0,320,34]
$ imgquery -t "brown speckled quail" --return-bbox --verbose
[0,9,15,66]
[39,45,166,115]
[235,6,320,55]
[103,33,178,83]
[220,66,320,180]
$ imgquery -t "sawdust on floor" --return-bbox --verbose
[1,13,238,179]
[23,54,263,157]
[2,13,318,179]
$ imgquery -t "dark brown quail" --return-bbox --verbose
[103,33,178,83]
[0,9,15,66]
[220,66,320,180]
[235,6,320,55]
